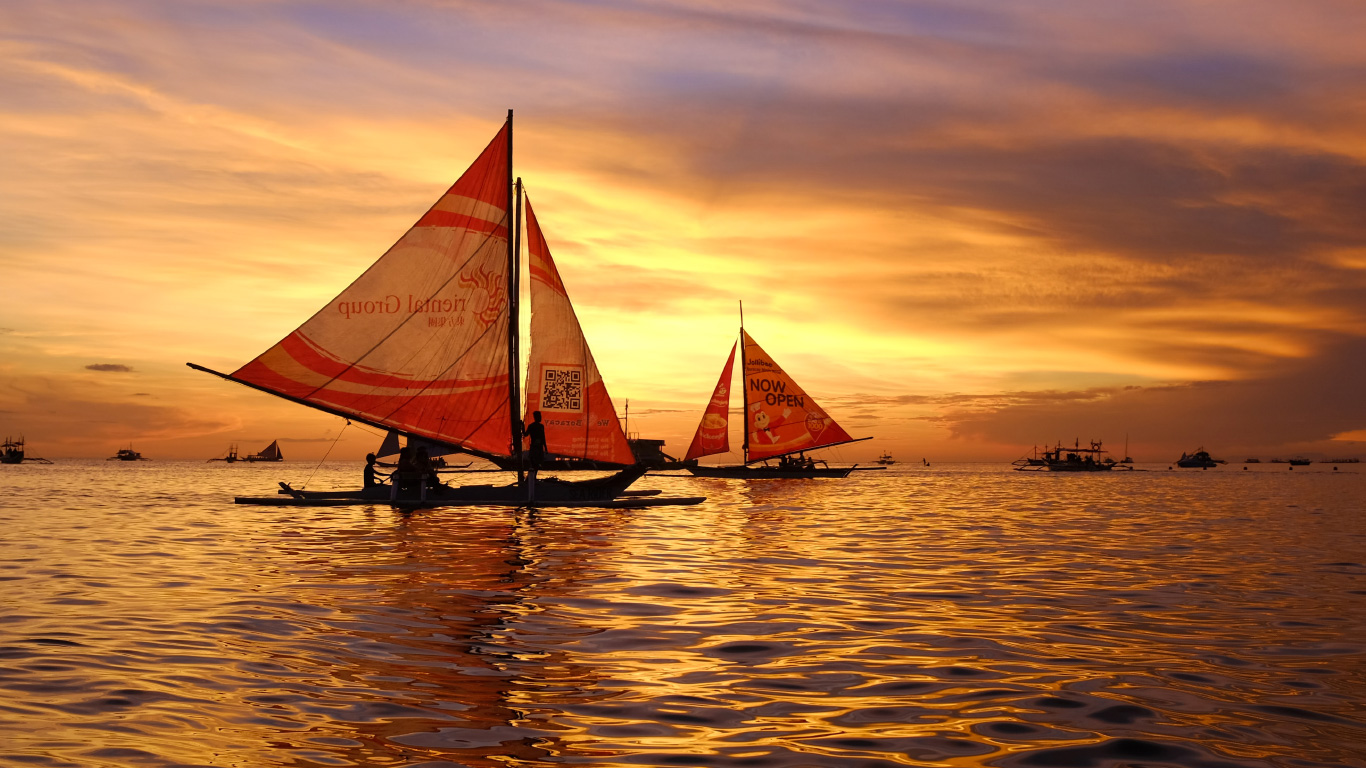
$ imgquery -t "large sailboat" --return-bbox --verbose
[683,320,868,478]
[189,112,699,509]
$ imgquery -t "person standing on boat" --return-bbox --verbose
[525,411,547,500]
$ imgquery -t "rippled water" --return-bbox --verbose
[1,461,1363,767]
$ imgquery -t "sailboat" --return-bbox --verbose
[683,318,869,478]
[189,112,700,509]
[245,440,284,462]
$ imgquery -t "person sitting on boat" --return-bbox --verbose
[525,410,547,500]
[363,453,388,488]
[412,446,439,490]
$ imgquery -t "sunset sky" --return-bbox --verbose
[3,0,1365,463]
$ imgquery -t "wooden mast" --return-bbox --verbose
[740,300,748,464]
[506,109,524,484]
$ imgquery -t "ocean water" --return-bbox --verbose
[0,461,1363,767]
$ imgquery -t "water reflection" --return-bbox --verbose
[0,462,1362,767]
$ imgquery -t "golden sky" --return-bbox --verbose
[2,0,1365,462]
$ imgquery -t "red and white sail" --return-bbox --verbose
[742,330,855,462]
[521,195,635,465]
[230,123,514,457]
[684,342,736,461]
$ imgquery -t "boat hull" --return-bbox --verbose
[238,465,658,508]
[687,465,855,479]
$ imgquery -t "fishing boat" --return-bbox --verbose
[1013,439,1127,472]
[876,452,896,465]
[1,436,53,465]
[683,315,868,479]
[208,444,241,462]
[1175,447,1225,468]
[244,440,284,462]
[189,112,700,509]
[109,446,149,461]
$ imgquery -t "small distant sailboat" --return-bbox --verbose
[1,436,53,465]
[109,446,149,461]
[684,312,869,479]
[188,112,699,508]
[245,440,284,462]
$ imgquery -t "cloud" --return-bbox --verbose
[85,363,134,373]
[936,336,1366,456]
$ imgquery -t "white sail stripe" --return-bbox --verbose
[256,355,502,398]
[430,194,507,225]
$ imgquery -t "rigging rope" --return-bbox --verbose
[300,421,350,490]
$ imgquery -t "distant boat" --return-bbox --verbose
[244,440,284,462]
[209,444,241,463]
[109,446,149,461]
[1014,439,1128,472]
[1327,458,1360,464]
[683,313,869,479]
[188,113,699,509]
[1288,458,1312,466]
[1245,458,1261,463]
[1175,448,1225,468]
[1,436,53,465]
[876,452,896,465]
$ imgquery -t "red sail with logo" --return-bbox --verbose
[742,330,855,462]
[521,194,635,465]
[228,123,514,457]
[684,342,736,461]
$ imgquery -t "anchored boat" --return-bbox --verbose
[1175,447,1225,468]
[109,446,149,461]
[1013,439,1128,472]
[1,436,53,465]
[189,112,700,509]
[683,314,869,479]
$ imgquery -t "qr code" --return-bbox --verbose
[541,365,583,411]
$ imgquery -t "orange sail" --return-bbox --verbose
[742,330,855,462]
[521,194,635,465]
[684,342,736,461]
[226,123,514,457]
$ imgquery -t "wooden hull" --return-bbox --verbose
[687,465,855,479]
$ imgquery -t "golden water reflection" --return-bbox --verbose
[0,462,1362,766]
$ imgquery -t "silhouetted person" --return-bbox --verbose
[393,446,416,499]
[412,446,437,499]
[525,411,546,500]
[363,453,387,488]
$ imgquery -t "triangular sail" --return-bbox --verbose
[229,124,513,457]
[376,430,402,459]
[684,342,737,461]
[742,330,856,462]
[258,440,282,461]
[521,194,635,465]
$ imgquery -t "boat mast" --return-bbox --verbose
[739,300,748,464]
[506,109,524,484]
